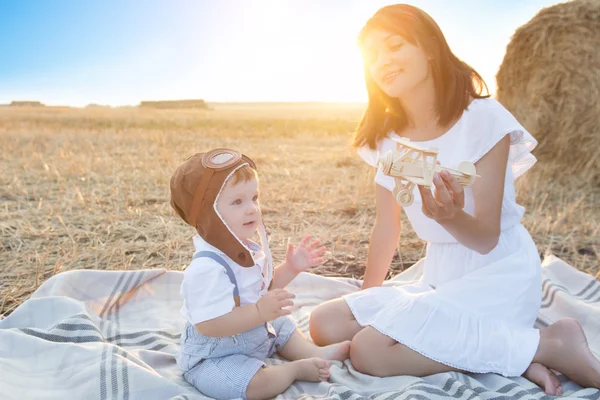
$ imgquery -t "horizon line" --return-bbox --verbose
[0,99,370,108]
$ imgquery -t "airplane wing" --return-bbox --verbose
[391,137,439,156]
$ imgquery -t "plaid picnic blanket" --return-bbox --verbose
[1,255,599,399]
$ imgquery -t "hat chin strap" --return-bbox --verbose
[256,221,273,287]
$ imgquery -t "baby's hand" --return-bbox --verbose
[285,235,327,273]
[256,289,295,322]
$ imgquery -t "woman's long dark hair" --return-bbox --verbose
[353,4,489,149]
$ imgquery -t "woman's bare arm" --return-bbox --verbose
[361,184,403,289]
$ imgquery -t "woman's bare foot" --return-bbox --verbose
[535,318,600,389]
[523,363,562,396]
[294,358,330,381]
[318,340,352,361]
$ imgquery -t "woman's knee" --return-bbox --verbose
[309,299,348,345]
[309,302,332,345]
[350,327,389,376]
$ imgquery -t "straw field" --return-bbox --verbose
[1,103,598,317]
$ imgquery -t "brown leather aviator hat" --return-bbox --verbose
[170,148,268,269]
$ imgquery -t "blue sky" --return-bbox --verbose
[0,0,564,106]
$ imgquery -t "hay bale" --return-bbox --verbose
[10,101,45,107]
[496,0,600,184]
[85,103,111,109]
[138,99,209,109]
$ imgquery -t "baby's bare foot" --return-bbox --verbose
[523,362,562,396]
[319,340,351,361]
[539,318,600,389]
[294,358,330,382]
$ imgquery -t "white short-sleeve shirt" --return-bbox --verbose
[357,98,538,243]
[179,235,269,325]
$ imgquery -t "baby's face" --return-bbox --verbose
[216,176,261,242]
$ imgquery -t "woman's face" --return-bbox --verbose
[362,28,431,99]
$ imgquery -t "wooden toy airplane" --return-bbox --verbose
[377,138,479,206]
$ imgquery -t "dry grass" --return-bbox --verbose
[1,104,598,317]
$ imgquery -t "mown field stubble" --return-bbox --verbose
[1,103,598,317]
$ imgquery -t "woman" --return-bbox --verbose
[309,4,600,396]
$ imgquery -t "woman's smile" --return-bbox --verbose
[382,69,403,84]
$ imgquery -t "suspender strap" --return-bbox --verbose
[193,251,241,307]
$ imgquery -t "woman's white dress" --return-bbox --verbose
[344,98,542,376]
